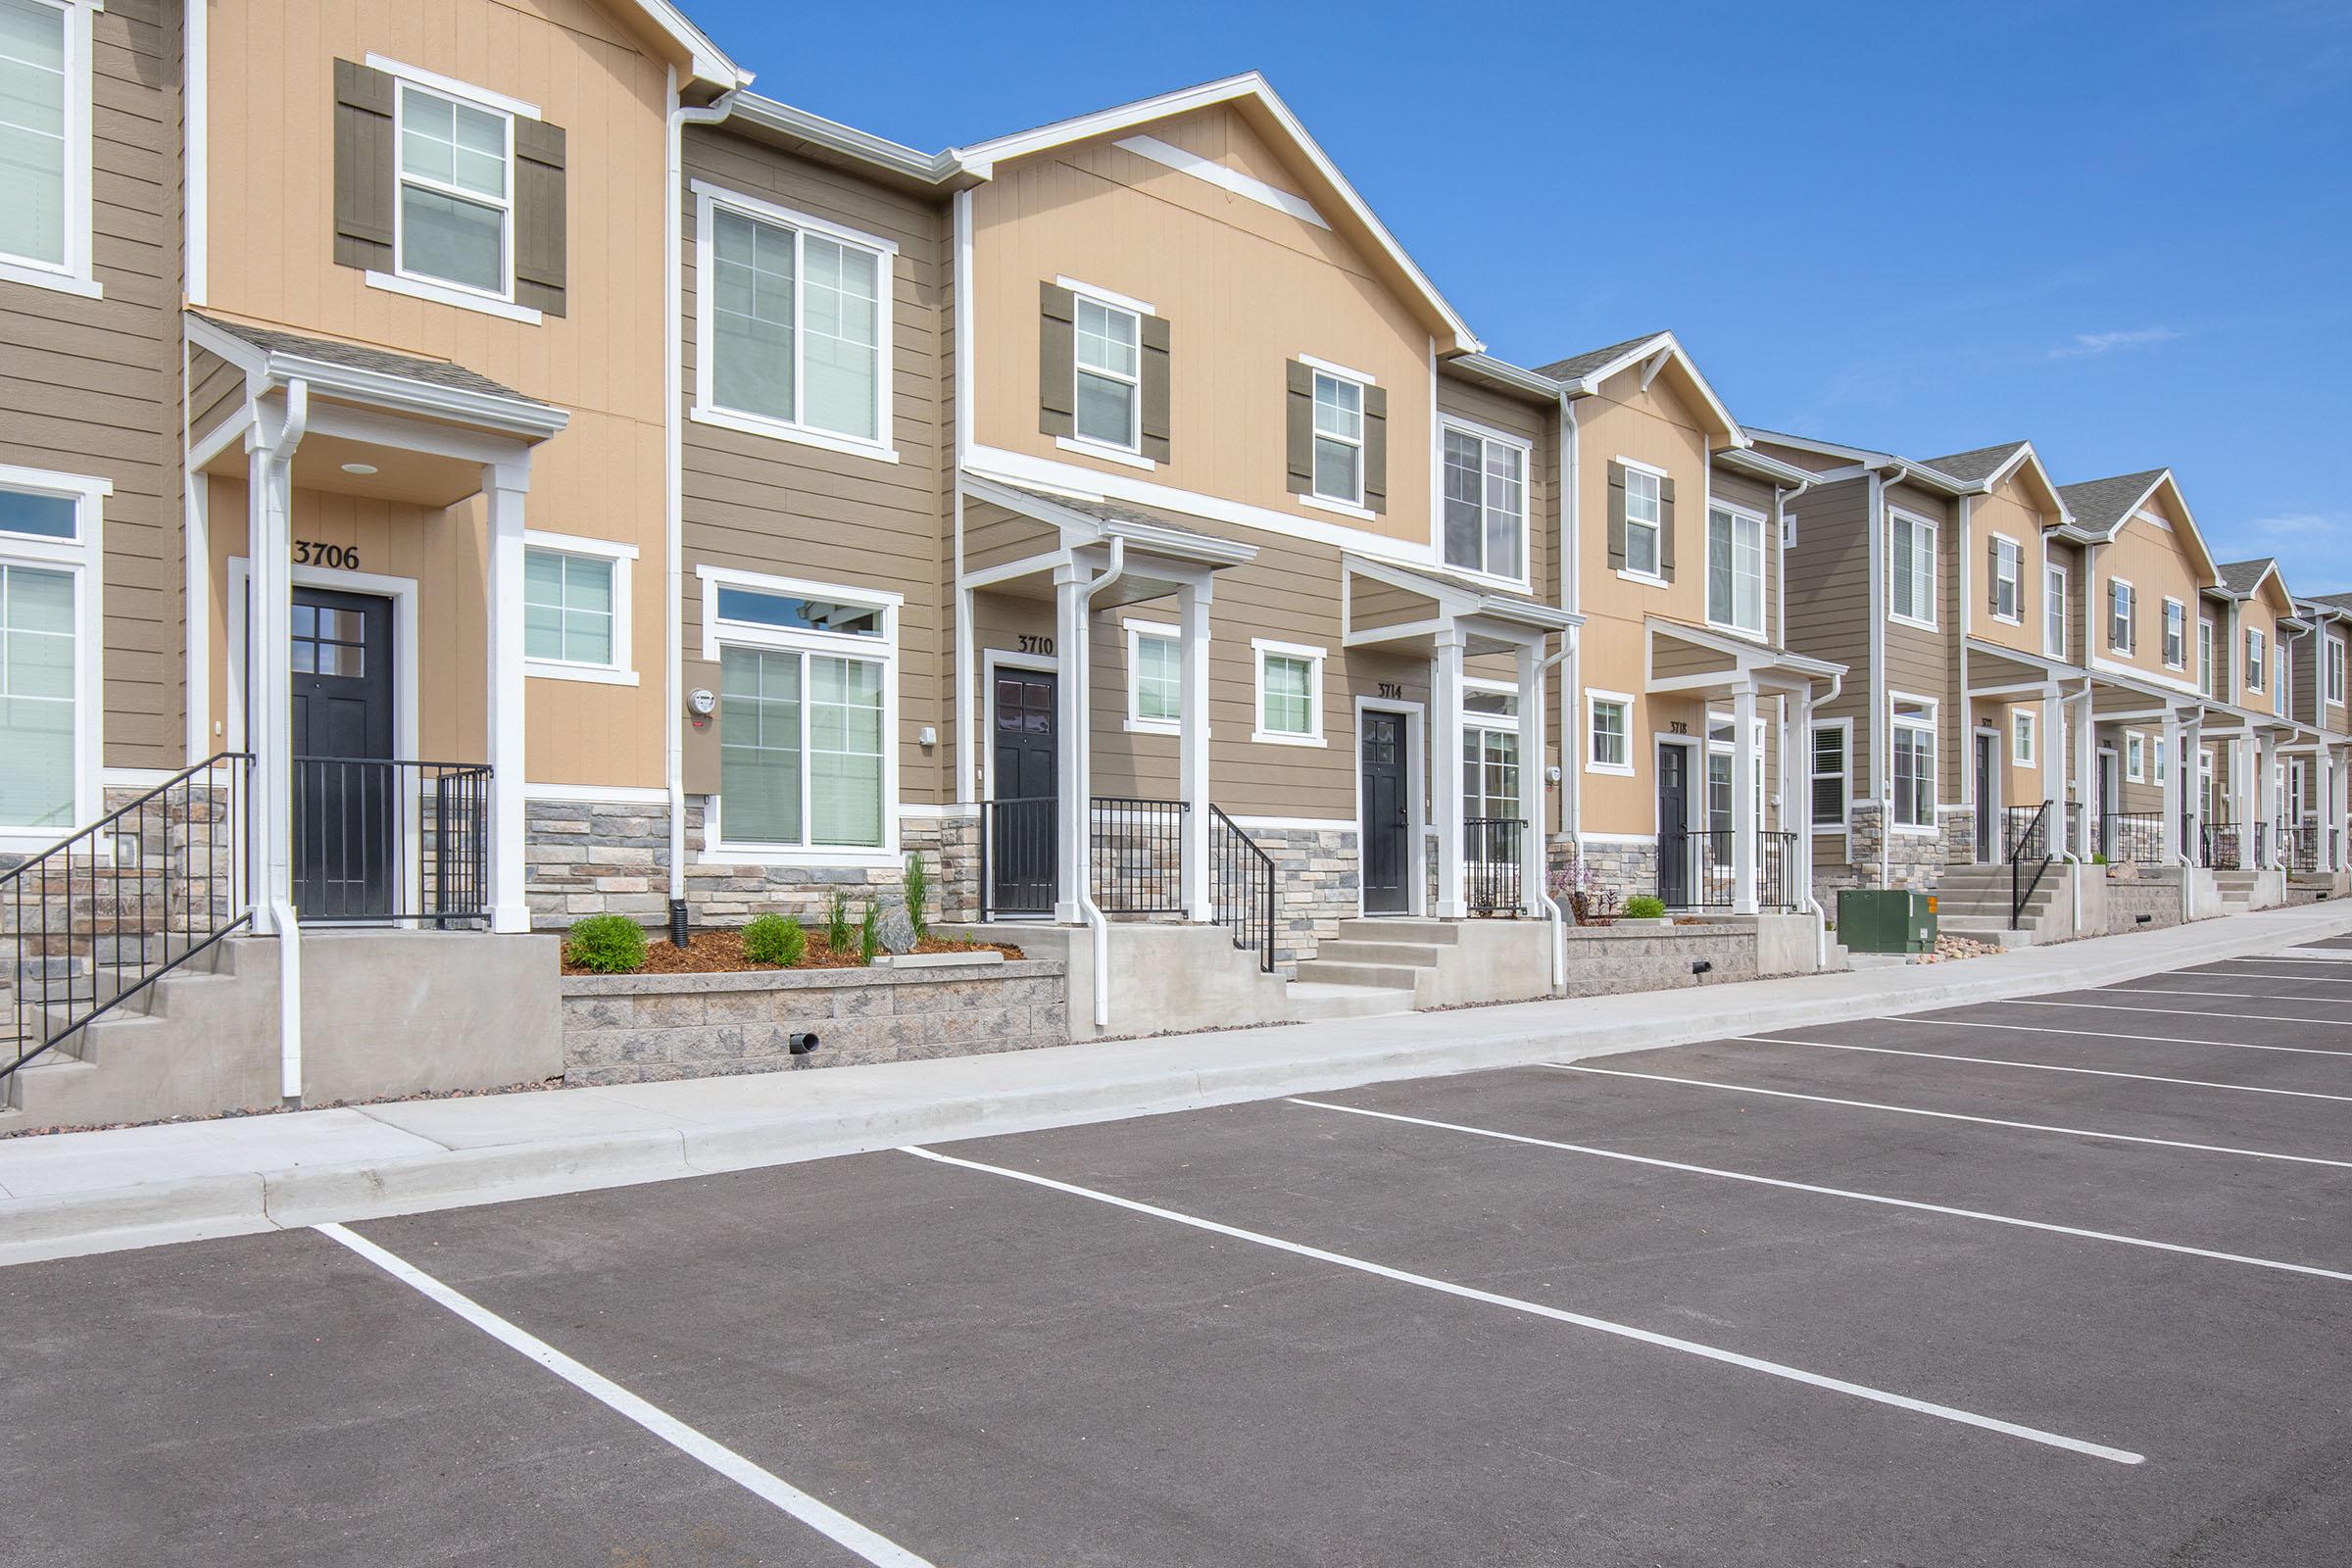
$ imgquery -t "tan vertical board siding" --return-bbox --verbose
[1882,481,1962,800]
[1707,464,1784,636]
[968,106,1432,549]
[2234,581,2292,717]
[204,0,672,788]
[2093,501,2205,689]
[676,128,952,806]
[0,0,181,769]
[1969,473,2049,659]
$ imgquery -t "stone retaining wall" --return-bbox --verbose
[1559,923,1759,997]
[2099,873,2181,933]
[561,957,1068,1086]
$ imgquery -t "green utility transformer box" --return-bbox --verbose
[1837,889,1937,954]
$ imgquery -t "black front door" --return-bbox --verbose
[1359,710,1408,914]
[1975,732,1996,860]
[1657,742,1689,904]
[990,667,1057,914]
[291,587,395,918]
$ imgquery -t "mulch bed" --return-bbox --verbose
[564,928,1025,977]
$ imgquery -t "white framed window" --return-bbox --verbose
[1461,682,1522,827]
[1310,370,1365,506]
[697,566,899,858]
[395,78,514,302]
[1889,511,1936,628]
[522,531,636,685]
[2107,578,2134,654]
[0,464,104,842]
[2043,564,2068,658]
[2328,634,2346,707]
[2246,627,2266,693]
[1586,690,1634,775]
[1990,535,2023,623]
[2154,736,2168,786]
[2011,708,2036,767]
[1074,292,1142,452]
[1706,504,1766,636]
[2125,731,2145,783]
[1250,637,1325,746]
[1622,463,1664,579]
[2161,598,2185,669]
[2198,616,2215,695]
[1124,618,1180,735]
[1890,694,1936,830]
[1782,511,1798,550]
[0,0,96,298]
[692,182,896,460]
[1810,717,1849,828]
[1439,422,1528,584]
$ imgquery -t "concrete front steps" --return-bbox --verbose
[1291,917,1552,1012]
[1931,864,2063,947]
[2212,869,2261,912]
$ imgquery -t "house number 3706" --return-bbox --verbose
[294,540,361,570]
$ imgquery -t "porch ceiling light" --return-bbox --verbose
[340,462,379,476]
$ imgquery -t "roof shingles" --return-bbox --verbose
[190,313,542,405]
[2054,469,2168,534]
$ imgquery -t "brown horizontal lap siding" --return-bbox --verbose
[1781,475,1872,787]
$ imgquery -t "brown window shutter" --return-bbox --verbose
[1139,313,1171,464]
[332,59,396,271]
[1284,359,1314,495]
[1039,282,1076,438]
[1361,383,1387,514]
[1606,461,1627,570]
[1658,475,1677,580]
[514,117,567,317]
[1988,539,2001,612]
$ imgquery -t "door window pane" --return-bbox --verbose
[0,0,67,268]
[0,485,74,541]
[0,563,74,827]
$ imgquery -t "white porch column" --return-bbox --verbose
[2181,711,2205,861]
[1052,564,1086,923]
[2322,750,2339,873]
[1432,628,1467,918]
[1730,679,1759,915]
[1514,639,1545,916]
[483,464,531,934]
[2040,683,2063,810]
[1178,576,1212,921]
[2072,687,2096,859]
[2258,731,2280,865]
[1791,685,1817,906]
[2160,706,2183,863]
[247,440,293,933]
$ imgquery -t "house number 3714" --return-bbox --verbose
[294,540,361,570]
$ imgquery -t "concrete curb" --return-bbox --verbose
[6,902,2350,1266]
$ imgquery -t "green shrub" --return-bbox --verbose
[903,853,931,942]
[2091,853,2108,866]
[858,899,883,965]
[565,914,648,974]
[1622,895,1668,920]
[824,891,854,953]
[742,913,807,967]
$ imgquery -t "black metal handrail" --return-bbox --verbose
[1091,796,1187,915]
[1657,827,1734,910]
[2006,800,2053,930]
[2098,810,2167,866]
[3,752,251,1083]
[1464,817,1524,916]
[2254,820,2271,869]
[1759,830,1798,911]
[292,758,490,924]
[1209,806,1275,972]
[978,796,1056,920]
[2200,818,2241,871]
[2279,822,2317,874]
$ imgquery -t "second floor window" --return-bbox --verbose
[2247,628,2266,693]
[2162,600,2184,669]
[2329,635,2346,706]
[1889,513,1936,626]
[1074,296,1141,450]
[706,197,888,445]
[2199,617,2215,693]
[398,82,512,298]
[1310,371,1364,505]
[1623,468,1663,576]
[1441,427,1526,581]
[2044,564,2068,657]
[2107,579,2133,654]
[1989,537,2022,621]
[1707,506,1765,635]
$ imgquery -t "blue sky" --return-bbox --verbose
[690,0,2352,593]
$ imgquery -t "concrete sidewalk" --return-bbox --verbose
[6,900,2349,1267]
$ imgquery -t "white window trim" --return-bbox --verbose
[2107,576,2134,654]
[2198,616,2216,695]
[1054,435,1152,471]
[1250,636,1326,747]
[697,565,902,861]
[1307,368,1368,509]
[2011,707,2036,767]
[2125,730,2146,784]
[2160,596,2186,670]
[390,76,517,308]
[1989,533,2023,625]
[364,269,541,325]
[1617,455,1668,586]
[1585,688,1636,776]
[2328,634,2346,708]
[1122,616,1183,736]
[1059,274,1155,318]
[1704,500,1768,639]
[689,179,900,463]
[0,463,107,847]
[2246,627,2266,693]
[1434,416,1532,590]
[0,0,97,297]
[1888,690,1938,834]
[2043,563,2068,659]
[522,529,638,686]
[1887,510,1938,631]
[1067,287,1144,458]
[1809,714,1851,830]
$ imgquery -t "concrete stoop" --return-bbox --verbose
[1292,917,1551,1012]
[1932,864,2065,948]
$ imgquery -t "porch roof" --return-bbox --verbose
[188,313,569,442]
[1341,555,1579,657]
[1643,616,1842,696]
[1964,637,2077,692]
[967,477,1261,571]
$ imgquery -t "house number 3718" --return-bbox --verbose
[294,540,361,570]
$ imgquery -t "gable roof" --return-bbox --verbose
[1534,333,1667,384]
[950,73,1482,356]
[2303,592,2352,620]
[1533,331,1745,446]
[617,1,748,89]
[2216,558,2278,597]
[1744,429,1973,495]
[1921,441,2029,485]
[187,311,567,440]
[2054,469,2168,535]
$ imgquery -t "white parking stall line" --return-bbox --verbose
[1730,1035,2352,1103]
[898,1146,2145,1465]
[2264,948,2352,962]
[1543,1064,2352,1170]
[2082,986,2350,1011]
[1286,1098,2352,1283]
[1906,1014,2352,1060]
[2174,968,2352,985]
[2013,998,2352,1029]
[316,1223,940,1568]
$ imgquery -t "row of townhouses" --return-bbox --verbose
[1,0,2345,1121]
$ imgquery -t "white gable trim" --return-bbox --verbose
[1114,133,1329,228]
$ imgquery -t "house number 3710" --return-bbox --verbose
[294,540,361,570]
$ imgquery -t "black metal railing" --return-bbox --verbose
[1090,796,1187,915]
[2200,818,2241,871]
[2066,800,2085,858]
[2098,810,2167,866]
[2280,822,2317,874]
[978,796,1056,919]
[1209,806,1276,972]
[1657,827,1734,909]
[1759,830,1798,910]
[2254,820,2271,869]
[3,752,251,1083]
[1464,817,1525,916]
[291,758,490,924]
[2007,800,2054,929]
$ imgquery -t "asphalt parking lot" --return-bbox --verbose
[5,950,2349,1566]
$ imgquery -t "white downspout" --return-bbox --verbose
[264,379,308,1101]
[1558,394,1582,850]
[1803,667,1843,968]
[1532,638,1572,987]
[1867,468,1889,888]
[663,78,742,917]
[1076,537,1126,1029]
